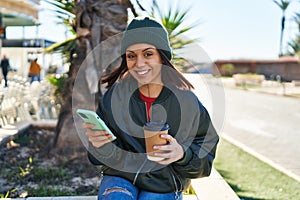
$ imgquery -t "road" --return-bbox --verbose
[185,74,300,181]
[221,87,300,180]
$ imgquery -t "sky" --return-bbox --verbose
[5,0,300,61]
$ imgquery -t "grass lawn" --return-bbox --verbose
[214,138,300,200]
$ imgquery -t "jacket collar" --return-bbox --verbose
[131,84,173,103]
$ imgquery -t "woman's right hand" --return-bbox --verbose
[83,123,114,148]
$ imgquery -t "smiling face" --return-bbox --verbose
[126,43,163,86]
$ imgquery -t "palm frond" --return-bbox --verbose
[44,0,75,12]
[41,0,76,61]
[170,37,197,50]
[287,35,300,53]
[149,2,201,72]
[135,0,146,11]
[273,0,291,11]
[44,35,76,53]
[157,5,200,43]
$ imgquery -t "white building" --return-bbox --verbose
[0,0,60,78]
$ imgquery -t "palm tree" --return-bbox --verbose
[47,0,136,160]
[273,0,292,56]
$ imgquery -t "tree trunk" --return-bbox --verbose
[279,15,285,57]
[51,0,130,161]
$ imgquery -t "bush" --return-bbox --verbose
[47,74,68,104]
[221,64,235,76]
[233,73,265,87]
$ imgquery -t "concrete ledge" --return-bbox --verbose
[1,195,198,200]
[2,197,97,200]
[0,120,57,147]
[31,119,57,130]
[0,120,32,147]
[191,168,240,200]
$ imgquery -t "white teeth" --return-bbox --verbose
[136,70,149,75]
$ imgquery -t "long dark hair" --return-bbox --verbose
[101,50,194,90]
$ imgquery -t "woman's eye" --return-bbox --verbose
[144,52,153,57]
[127,54,136,59]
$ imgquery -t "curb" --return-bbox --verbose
[222,133,300,183]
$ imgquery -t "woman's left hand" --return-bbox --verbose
[153,134,184,165]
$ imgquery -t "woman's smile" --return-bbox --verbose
[135,69,151,76]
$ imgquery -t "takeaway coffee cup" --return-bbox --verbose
[143,121,170,161]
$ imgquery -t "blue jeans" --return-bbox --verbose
[98,175,182,200]
[30,74,40,83]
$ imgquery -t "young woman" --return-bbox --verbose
[83,17,219,200]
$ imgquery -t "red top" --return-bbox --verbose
[140,92,156,121]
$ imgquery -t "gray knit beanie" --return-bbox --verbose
[120,17,172,60]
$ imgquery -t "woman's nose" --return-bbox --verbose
[136,55,146,67]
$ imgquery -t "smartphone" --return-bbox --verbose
[76,109,116,141]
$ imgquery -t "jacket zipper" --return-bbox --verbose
[133,102,150,184]
[171,172,181,200]
[145,102,153,122]
[170,166,183,197]
[133,158,147,185]
[144,102,149,121]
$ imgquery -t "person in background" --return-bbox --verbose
[0,55,10,87]
[82,17,219,200]
[29,58,42,83]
